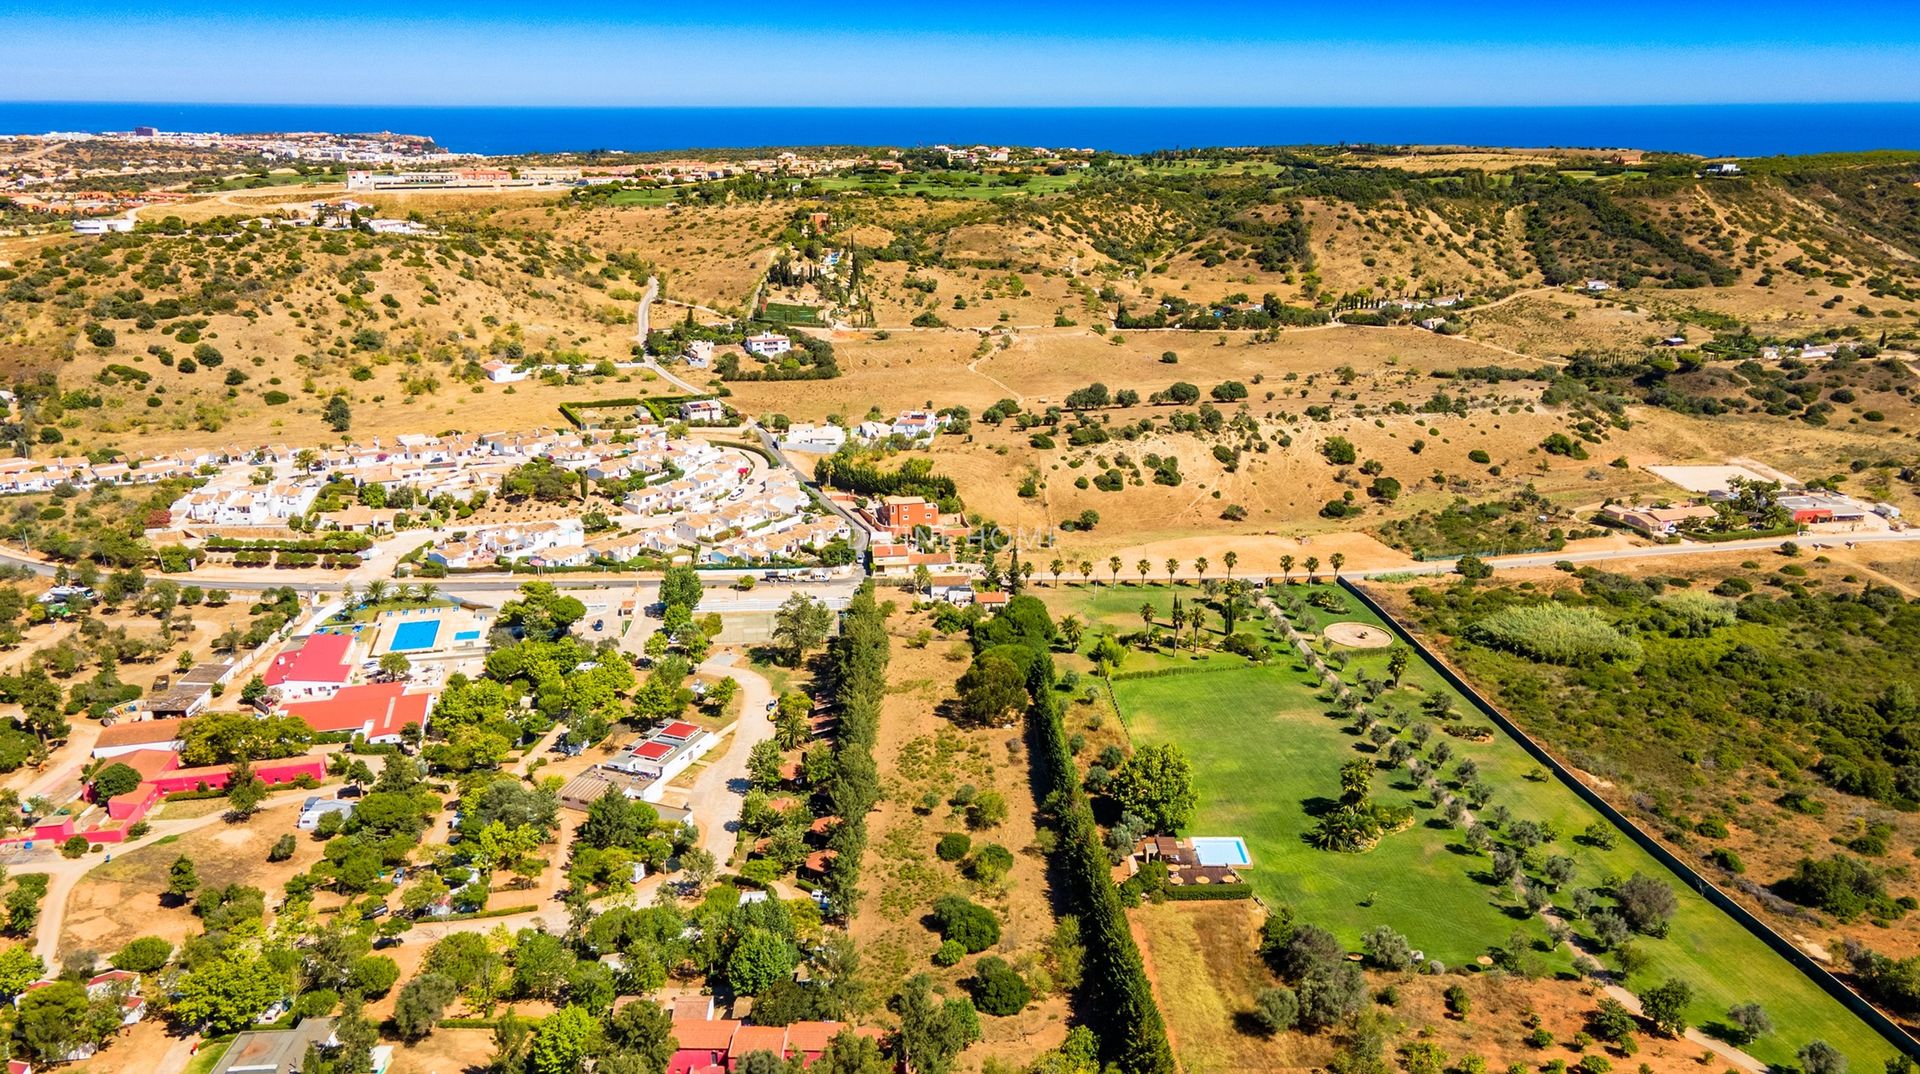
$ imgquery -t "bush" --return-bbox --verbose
[936,833,972,862]
[968,844,1015,882]
[61,835,88,858]
[933,940,966,967]
[268,834,297,862]
[932,895,1002,953]
[1252,987,1298,1034]
[968,955,1033,1015]
[110,936,174,973]
[1467,604,1640,666]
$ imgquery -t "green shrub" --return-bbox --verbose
[1466,604,1641,666]
[936,833,972,862]
[932,895,1001,953]
[933,940,966,967]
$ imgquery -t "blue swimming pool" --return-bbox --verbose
[389,619,442,652]
[1190,836,1252,867]
[453,629,482,642]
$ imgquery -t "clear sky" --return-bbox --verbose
[4,0,1919,107]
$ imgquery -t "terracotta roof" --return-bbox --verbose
[95,717,189,750]
[782,1021,844,1054]
[728,1025,787,1058]
[671,1018,741,1050]
[285,682,431,738]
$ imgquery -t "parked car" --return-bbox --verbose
[363,903,390,921]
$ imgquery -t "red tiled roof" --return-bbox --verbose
[782,1021,844,1054]
[118,750,180,779]
[284,682,431,738]
[632,741,673,760]
[264,633,354,686]
[658,721,699,740]
[728,1025,786,1058]
[95,717,189,750]
[672,1019,741,1050]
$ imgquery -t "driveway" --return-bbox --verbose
[683,653,776,867]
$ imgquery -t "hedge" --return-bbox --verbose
[819,585,888,919]
[1029,654,1175,1074]
[1163,883,1254,901]
[441,904,538,922]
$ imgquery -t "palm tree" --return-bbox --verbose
[1078,559,1094,585]
[1194,557,1208,586]
[1304,556,1320,584]
[1050,558,1064,588]
[1137,559,1151,587]
[1189,606,1205,651]
[1170,604,1186,640]
[1330,552,1346,579]
[339,583,358,610]
[1140,602,1155,630]
[395,583,416,605]
[418,584,439,604]
[1223,551,1237,581]
[364,580,390,605]
[1165,558,1178,587]
[1108,556,1122,587]
[1020,561,1035,589]
[1279,554,1295,583]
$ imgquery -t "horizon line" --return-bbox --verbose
[7,100,1920,111]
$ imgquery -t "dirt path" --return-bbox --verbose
[27,789,314,965]
[681,653,775,867]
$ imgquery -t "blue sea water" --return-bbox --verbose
[1,102,1917,157]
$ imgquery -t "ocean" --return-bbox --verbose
[1,102,1918,157]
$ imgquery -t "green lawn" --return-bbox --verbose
[182,1038,233,1074]
[760,302,824,325]
[1089,583,1897,1069]
[1041,581,1262,676]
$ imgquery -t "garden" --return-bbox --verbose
[1034,578,1903,1068]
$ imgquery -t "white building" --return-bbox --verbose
[682,340,714,369]
[680,400,729,424]
[780,423,846,454]
[743,332,792,358]
[482,360,530,383]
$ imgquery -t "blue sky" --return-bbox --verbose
[4,1,1919,106]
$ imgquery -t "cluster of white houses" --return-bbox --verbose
[775,409,950,456]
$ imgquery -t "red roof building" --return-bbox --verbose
[284,682,432,743]
[657,721,700,741]
[665,1017,885,1074]
[263,633,355,698]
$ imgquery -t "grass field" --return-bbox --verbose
[760,301,825,325]
[1081,583,1899,1069]
[1043,581,1260,676]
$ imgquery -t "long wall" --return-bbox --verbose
[1337,577,1920,1060]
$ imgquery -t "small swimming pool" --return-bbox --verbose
[389,619,442,652]
[1190,836,1252,867]
[452,629,482,643]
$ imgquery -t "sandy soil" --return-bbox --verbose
[848,606,1073,1069]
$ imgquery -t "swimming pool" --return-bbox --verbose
[388,619,442,652]
[1190,836,1251,867]
[452,629,482,643]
